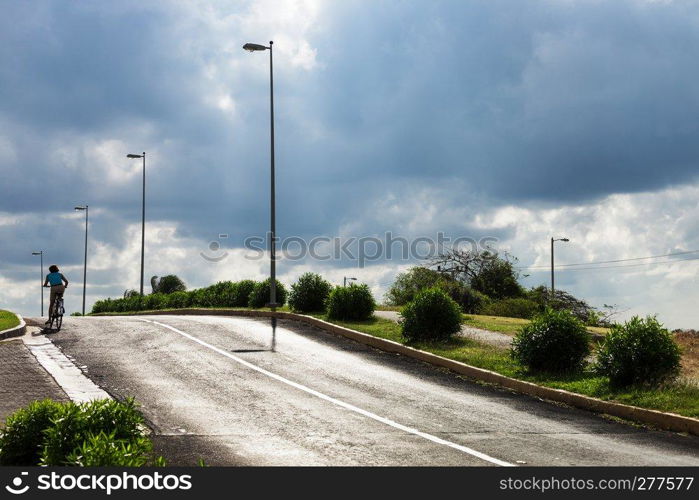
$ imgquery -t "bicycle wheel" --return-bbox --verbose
[55,314,63,331]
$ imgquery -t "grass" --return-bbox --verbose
[381,306,609,336]
[463,314,610,336]
[0,310,20,331]
[313,315,698,418]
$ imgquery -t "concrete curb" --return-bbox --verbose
[0,313,26,340]
[105,308,699,436]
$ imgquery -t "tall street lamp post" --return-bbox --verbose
[243,40,278,348]
[550,237,570,298]
[32,251,44,316]
[75,205,89,315]
[127,152,146,296]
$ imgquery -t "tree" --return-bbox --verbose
[385,267,445,306]
[470,258,523,299]
[426,248,523,299]
[150,275,186,295]
[526,286,596,324]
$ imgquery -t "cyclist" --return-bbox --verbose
[43,265,68,323]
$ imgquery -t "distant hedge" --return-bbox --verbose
[91,280,266,314]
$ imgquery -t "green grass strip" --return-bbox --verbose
[0,310,20,331]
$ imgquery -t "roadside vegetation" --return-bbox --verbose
[0,398,165,466]
[0,310,20,331]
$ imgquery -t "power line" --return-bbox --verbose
[521,255,699,272]
[518,249,699,270]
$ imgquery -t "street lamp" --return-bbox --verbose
[75,205,88,315]
[344,277,357,287]
[32,251,43,316]
[550,237,570,298]
[243,40,278,348]
[127,152,146,296]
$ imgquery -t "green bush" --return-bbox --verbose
[400,288,462,342]
[231,280,256,307]
[595,316,681,387]
[0,398,160,467]
[511,308,591,373]
[142,293,168,310]
[166,290,191,309]
[441,283,491,314]
[481,298,539,319]
[202,281,238,307]
[64,431,165,467]
[0,399,63,465]
[326,284,376,321]
[41,398,146,465]
[288,273,333,313]
[248,279,288,308]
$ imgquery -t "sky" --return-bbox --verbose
[2,0,699,328]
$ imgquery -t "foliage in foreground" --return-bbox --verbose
[0,398,164,466]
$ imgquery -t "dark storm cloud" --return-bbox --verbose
[3,0,699,254]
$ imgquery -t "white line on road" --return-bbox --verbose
[138,318,514,467]
[23,332,112,402]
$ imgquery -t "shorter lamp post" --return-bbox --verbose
[550,237,570,298]
[343,277,357,287]
[75,205,88,315]
[127,152,146,296]
[32,251,44,316]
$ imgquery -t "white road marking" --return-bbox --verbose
[23,333,112,402]
[138,318,514,467]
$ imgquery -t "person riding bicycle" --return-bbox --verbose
[43,265,68,323]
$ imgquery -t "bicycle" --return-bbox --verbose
[46,288,65,332]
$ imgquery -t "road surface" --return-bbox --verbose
[43,315,699,466]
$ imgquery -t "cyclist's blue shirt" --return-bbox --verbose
[47,272,63,286]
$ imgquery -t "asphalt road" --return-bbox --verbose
[45,315,699,466]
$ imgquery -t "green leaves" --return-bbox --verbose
[400,288,462,342]
[511,308,591,373]
[288,273,333,313]
[595,316,681,387]
[326,284,376,321]
[0,398,164,466]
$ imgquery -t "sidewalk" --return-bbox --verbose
[0,333,70,423]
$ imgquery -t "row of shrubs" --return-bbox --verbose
[92,273,377,322]
[92,279,285,313]
[0,398,164,466]
[399,287,682,387]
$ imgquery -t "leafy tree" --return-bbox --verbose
[470,258,523,299]
[151,275,187,295]
[385,267,445,306]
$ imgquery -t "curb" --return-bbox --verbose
[0,313,26,340]
[105,308,699,437]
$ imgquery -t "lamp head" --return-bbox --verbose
[243,43,268,52]
[126,153,143,159]
[32,251,42,255]
[74,206,86,211]
[561,238,570,242]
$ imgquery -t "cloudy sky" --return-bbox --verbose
[2,0,699,328]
